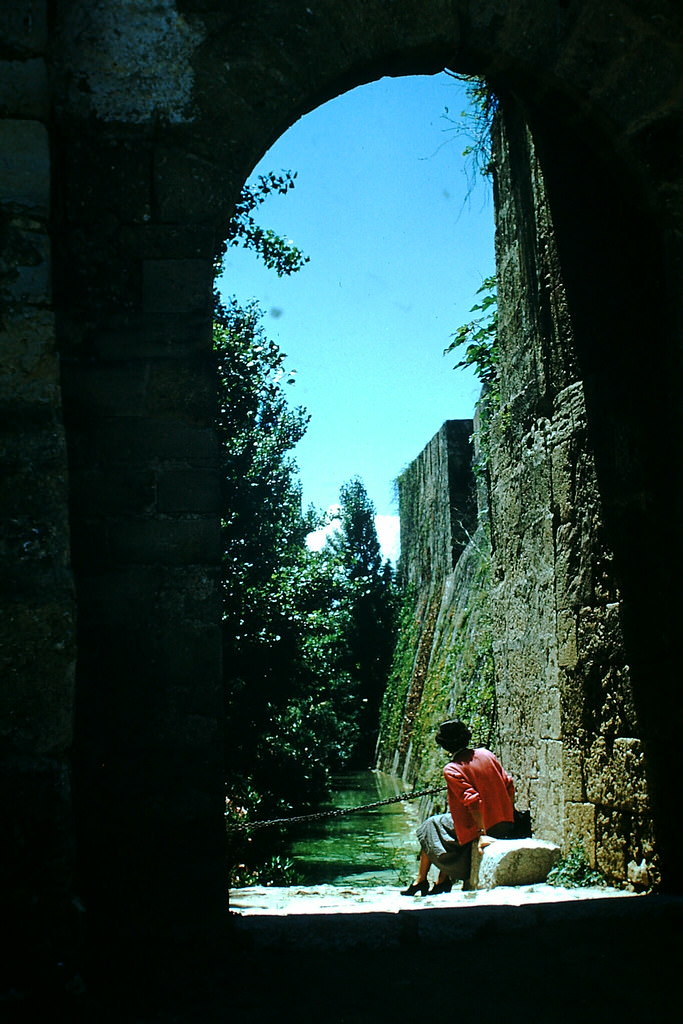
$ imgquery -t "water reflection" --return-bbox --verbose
[288,770,422,887]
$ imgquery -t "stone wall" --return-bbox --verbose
[1,0,682,992]
[398,421,476,590]
[488,102,658,881]
[378,422,496,809]
[379,99,659,886]
[51,2,227,945]
[0,1,80,977]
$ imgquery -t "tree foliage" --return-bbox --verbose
[323,478,398,763]
[215,300,343,817]
[216,170,309,278]
[325,478,383,578]
[218,175,397,881]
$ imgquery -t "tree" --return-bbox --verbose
[323,478,398,763]
[325,478,383,579]
[217,177,398,882]
[216,174,324,842]
[216,170,309,279]
[217,179,370,839]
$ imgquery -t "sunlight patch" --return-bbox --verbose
[306,513,400,564]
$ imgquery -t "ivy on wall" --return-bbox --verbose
[378,586,430,761]
[377,525,499,795]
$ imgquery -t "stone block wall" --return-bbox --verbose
[0,1,81,976]
[49,3,229,942]
[488,100,657,883]
[381,97,660,886]
[1,0,682,992]
[398,421,476,590]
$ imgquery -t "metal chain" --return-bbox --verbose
[226,785,447,833]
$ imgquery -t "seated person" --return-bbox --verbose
[402,719,515,895]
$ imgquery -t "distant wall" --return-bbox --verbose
[398,421,476,590]
[378,422,497,809]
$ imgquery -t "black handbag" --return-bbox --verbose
[511,808,532,838]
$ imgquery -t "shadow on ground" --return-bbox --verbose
[7,893,680,1023]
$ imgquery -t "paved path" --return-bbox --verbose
[230,880,634,916]
[229,881,652,955]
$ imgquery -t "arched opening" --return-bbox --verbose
[215,72,496,889]
[210,70,673,901]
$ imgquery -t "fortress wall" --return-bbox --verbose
[380,101,657,886]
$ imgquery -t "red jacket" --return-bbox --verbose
[444,747,515,845]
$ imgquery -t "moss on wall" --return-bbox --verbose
[377,487,498,801]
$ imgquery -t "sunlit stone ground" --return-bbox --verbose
[230,881,637,915]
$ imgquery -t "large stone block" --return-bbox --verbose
[562,744,584,803]
[68,419,218,468]
[142,258,212,314]
[63,135,153,224]
[0,59,48,118]
[0,120,49,213]
[585,735,650,815]
[121,223,216,261]
[58,0,204,124]
[471,838,561,889]
[2,227,51,306]
[0,602,75,755]
[154,146,228,221]
[60,362,149,418]
[556,607,578,668]
[68,466,157,516]
[0,310,58,404]
[157,467,221,513]
[0,2,48,56]
[565,802,596,864]
[108,516,222,566]
[146,356,217,423]
[91,312,212,361]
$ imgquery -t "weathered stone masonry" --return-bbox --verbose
[1,2,78,973]
[1,0,682,989]
[380,85,673,885]
[489,101,658,883]
[381,101,659,884]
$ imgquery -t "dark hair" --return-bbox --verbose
[435,720,472,752]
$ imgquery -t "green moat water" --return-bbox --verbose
[287,770,424,888]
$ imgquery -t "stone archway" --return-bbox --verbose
[52,0,683,930]
[3,1,682,975]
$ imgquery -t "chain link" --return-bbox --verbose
[226,786,446,833]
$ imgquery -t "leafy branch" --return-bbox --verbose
[444,275,499,399]
[215,170,310,278]
[442,72,499,182]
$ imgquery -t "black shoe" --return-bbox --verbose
[400,880,429,896]
[428,878,453,895]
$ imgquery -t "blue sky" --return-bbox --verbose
[218,73,494,561]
